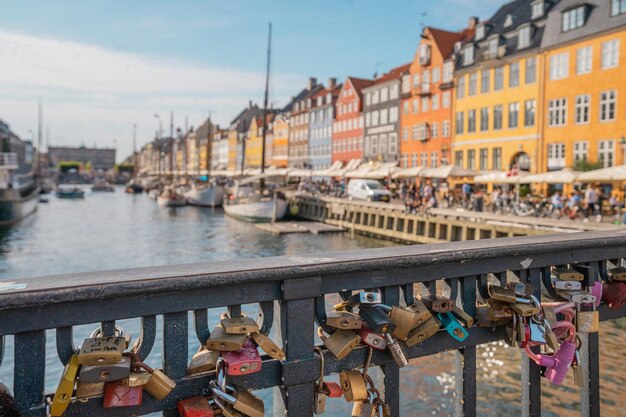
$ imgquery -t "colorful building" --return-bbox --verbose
[540,0,626,173]
[227,103,263,171]
[362,63,410,163]
[453,0,554,174]
[289,78,323,168]
[332,77,373,164]
[308,78,342,170]
[401,25,474,169]
[271,112,289,168]
[245,114,276,169]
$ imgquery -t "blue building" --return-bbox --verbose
[308,78,341,170]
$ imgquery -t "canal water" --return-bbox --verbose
[0,186,623,416]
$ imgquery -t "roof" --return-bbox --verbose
[346,76,375,101]
[281,87,310,113]
[372,63,411,85]
[427,27,474,59]
[229,104,264,133]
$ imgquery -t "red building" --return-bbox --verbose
[332,77,374,164]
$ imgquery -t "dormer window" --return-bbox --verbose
[316,96,322,106]
[475,24,485,40]
[504,14,514,28]
[562,6,586,32]
[326,93,332,104]
[531,1,544,19]
[454,41,462,53]
[463,45,475,66]
[518,25,531,49]
[306,98,311,108]
[488,37,499,58]
[419,44,431,66]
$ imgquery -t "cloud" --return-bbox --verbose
[0,29,303,160]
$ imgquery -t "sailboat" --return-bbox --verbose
[223,23,288,223]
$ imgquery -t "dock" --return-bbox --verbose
[255,221,345,235]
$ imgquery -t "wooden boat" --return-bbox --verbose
[157,187,186,207]
[184,183,224,207]
[56,188,85,199]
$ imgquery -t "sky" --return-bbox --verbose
[0,0,503,161]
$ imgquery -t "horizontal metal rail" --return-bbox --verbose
[0,229,625,416]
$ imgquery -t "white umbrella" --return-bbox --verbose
[523,168,581,184]
[578,165,626,182]
[392,166,424,179]
[361,162,399,179]
[420,165,480,179]
[474,171,530,184]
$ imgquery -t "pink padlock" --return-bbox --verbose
[602,281,626,310]
[583,282,602,308]
[222,338,262,376]
[358,326,388,351]
[543,340,577,385]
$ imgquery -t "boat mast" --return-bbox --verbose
[37,100,42,179]
[132,123,137,179]
[260,22,272,177]
[206,111,212,179]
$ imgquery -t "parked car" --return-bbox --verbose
[347,179,392,202]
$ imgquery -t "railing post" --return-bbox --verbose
[381,286,400,417]
[13,331,46,415]
[521,268,542,417]
[455,276,477,417]
[162,311,188,417]
[579,323,601,417]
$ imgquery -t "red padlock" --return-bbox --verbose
[602,281,626,310]
[102,380,142,408]
[358,326,388,351]
[177,396,215,417]
[222,338,262,376]
[322,381,343,398]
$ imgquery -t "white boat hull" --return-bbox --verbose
[184,185,224,207]
[223,197,288,223]
[157,196,186,207]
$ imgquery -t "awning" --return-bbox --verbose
[392,166,424,179]
[312,161,343,177]
[419,165,480,179]
[578,165,626,182]
[523,168,582,184]
[474,171,530,184]
[287,169,314,177]
[361,162,399,179]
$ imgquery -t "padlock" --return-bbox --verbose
[358,327,388,351]
[602,281,626,310]
[250,332,286,360]
[505,314,518,347]
[348,291,382,306]
[322,382,343,398]
[326,311,364,330]
[359,307,396,334]
[187,347,219,375]
[75,380,105,399]
[211,383,264,417]
[571,348,584,387]
[551,276,582,291]
[421,295,455,313]
[543,340,577,385]
[488,285,517,303]
[450,305,474,328]
[374,398,391,417]
[223,339,262,376]
[127,372,152,387]
[50,354,80,416]
[388,305,418,340]
[486,299,514,321]
[352,401,376,417]
[436,312,468,342]
[554,267,584,281]
[77,336,126,365]
[314,389,327,414]
[608,266,626,281]
[405,316,440,346]
[406,299,433,328]
[103,379,143,407]
[177,396,215,417]
[385,333,408,367]
[558,290,596,304]
[214,400,245,417]
[476,304,509,328]
[542,319,560,351]
[510,302,539,317]
[576,306,599,333]
[206,326,247,352]
[133,363,176,401]
[319,328,361,360]
[221,317,260,335]
[507,282,534,296]
[528,320,546,344]
[314,347,342,414]
[339,370,368,402]
[0,380,19,417]
[78,355,131,383]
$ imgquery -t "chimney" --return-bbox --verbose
[249,100,253,108]
[468,16,479,29]
[327,77,337,89]
[308,77,317,90]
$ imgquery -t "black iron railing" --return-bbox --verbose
[1,229,625,416]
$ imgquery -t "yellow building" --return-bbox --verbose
[452,0,554,174]
[272,113,289,167]
[245,115,275,169]
[228,129,239,171]
[541,0,626,173]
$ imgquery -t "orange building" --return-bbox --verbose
[400,24,475,169]
[332,77,373,164]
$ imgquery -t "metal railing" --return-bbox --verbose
[1,230,625,417]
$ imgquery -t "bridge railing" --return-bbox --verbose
[1,230,625,417]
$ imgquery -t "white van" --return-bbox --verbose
[347,179,392,202]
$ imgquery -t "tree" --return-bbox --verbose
[572,159,602,172]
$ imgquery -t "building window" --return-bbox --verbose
[442,92,451,108]
[442,121,450,137]
[430,152,438,168]
[518,26,531,49]
[547,143,566,169]
[481,70,490,93]
[443,62,453,83]
[602,39,620,69]
[480,107,489,131]
[412,125,419,140]
[380,108,389,124]
[550,53,569,80]
[432,94,439,110]
[457,76,466,99]
[509,62,520,87]
[508,102,519,128]
[562,6,585,32]
[492,148,502,170]
[420,152,428,167]
[479,148,488,170]
[600,90,617,122]
[402,75,410,94]
[576,46,592,74]
[371,135,378,155]
[456,112,464,134]
[411,153,417,167]
[574,141,588,162]
[532,1,544,19]
[463,46,475,66]
[372,110,379,126]
[380,87,389,102]
[612,0,626,16]
[403,101,409,115]
[468,109,476,132]
[412,73,420,88]
[365,112,371,127]
[422,97,429,112]
[598,140,615,167]
[432,67,440,83]
[489,38,499,58]
[455,150,463,167]
[494,105,503,130]
[476,24,485,40]
[402,127,409,141]
[494,66,504,90]
[390,84,399,99]
[548,98,568,127]
[412,99,419,114]
[575,94,590,124]
[524,100,535,126]
[431,122,439,138]
[526,57,536,84]
[467,149,476,169]
[365,93,371,106]
[469,73,478,96]
[390,107,399,123]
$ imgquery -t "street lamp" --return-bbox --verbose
[154,114,163,139]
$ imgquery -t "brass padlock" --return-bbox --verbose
[488,285,517,303]
[231,387,264,417]
[143,368,176,400]
[407,299,433,328]
[352,400,376,417]
[326,311,364,330]
[207,326,247,351]
[250,332,286,360]
[339,370,368,402]
[186,347,219,375]
[319,328,361,360]
[510,302,539,317]
[77,336,126,365]
[450,305,474,328]
[221,317,260,334]
[78,356,131,383]
[50,354,80,417]
[576,307,599,333]
[421,295,454,313]
[476,305,508,328]
[608,266,626,281]
[75,380,105,399]
[486,299,514,321]
[126,372,151,387]
[554,267,584,281]
[388,306,417,341]
[405,316,440,346]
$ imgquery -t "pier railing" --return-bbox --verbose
[1,230,626,416]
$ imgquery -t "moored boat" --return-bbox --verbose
[184,183,224,207]
[125,181,144,193]
[92,180,115,192]
[157,187,186,207]
[56,187,85,199]
[223,192,287,223]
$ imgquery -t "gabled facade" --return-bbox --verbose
[308,78,342,170]
[289,78,324,168]
[227,103,263,171]
[211,127,229,170]
[271,112,290,168]
[401,25,474,169]
[246,113,276,169]
[332,77,373,163]
[541,0,626,171]
[453,1,554,174]
[362,63,409,163]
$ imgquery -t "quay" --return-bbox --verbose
[255,221,345,235]
[293,194,618,244]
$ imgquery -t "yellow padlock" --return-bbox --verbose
[50,354,80,416]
